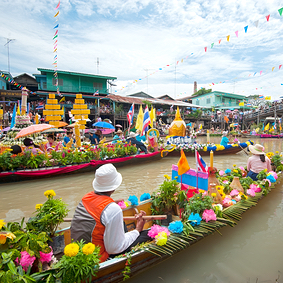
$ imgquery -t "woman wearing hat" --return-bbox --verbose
[247,144,271,181]
[220,131,232,146]
[71,164,150,262]
[23,138,44,154]
[112,129,123,144]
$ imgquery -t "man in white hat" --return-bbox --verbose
[71,163,150,262]
[127,132,148,154]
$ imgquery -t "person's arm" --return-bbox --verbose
[266,157,272,172]
[247,157,252,171]
[102,203,140,255]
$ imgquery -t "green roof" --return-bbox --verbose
[37,68,117,80]
[192,91,247,100]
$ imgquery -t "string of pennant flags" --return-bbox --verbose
[115,6,283,93]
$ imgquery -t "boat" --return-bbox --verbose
[0,151,164,184]
[164,140,253,157]
[57,171,281,283]
[259,134,283,138]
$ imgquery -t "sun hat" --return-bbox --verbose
[92,164,122,192]
[248,144,265,155]
[129,132,136,138]
[116,129,123,135]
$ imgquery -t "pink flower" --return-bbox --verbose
[223,197,233,207]
[118,201,127,209]
[148,224,170,238]
[219,170,225,176]
[15,251,36,272]
[247,189,255,197]
[39,247,53,263]
[223,180,229,184]
[202,209,217,222]
[263,179,271,187]
[239,166,245,171]
[249,184,261,193]
[230,189,239,197]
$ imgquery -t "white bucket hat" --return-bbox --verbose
[129,132,136,138]
[92,164,122,192]
[248,144,265,155]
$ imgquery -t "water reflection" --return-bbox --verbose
[1,137,283,282]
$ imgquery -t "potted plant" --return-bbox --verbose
[27,190,69,255]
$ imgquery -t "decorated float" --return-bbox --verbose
[163,107,253,157]
[1,150,282,282]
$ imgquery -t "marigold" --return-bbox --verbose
[163,174,170,180]
[211,193,216,198]
[44,190,56,198]
[64,243,79,257]
[35,204,43,210]
[0,234,7,244]
[82,243,95,255]
[155,231,167,246]
[0,219,6,229]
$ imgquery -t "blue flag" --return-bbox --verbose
[10,104,16,129]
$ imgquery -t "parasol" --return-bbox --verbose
[115,124,123,128]
[42,128,66,134]
[92,121,115,129]
[57,121,68,128]
[15,124,55,139]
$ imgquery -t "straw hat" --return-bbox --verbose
[92,164,122,192]
[248,144,265,155]
[115,129,123,135]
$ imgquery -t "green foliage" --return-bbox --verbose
[122,254,132,281]
[55,240,100,283]
[142,100,152,109]
[256,169,268,181]
[239,177,254,192]
[191,88,212,96]
[271,153,282,168]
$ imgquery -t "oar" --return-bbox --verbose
[234,138,249,156]
[63,215,167,222]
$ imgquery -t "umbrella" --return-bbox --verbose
[225,110,232,113]
[15,124,55,139]
[57,121,68,128]
[42,128,66,134]
[92,121,115,129]
[115,124,123,128]
[3,127,10,132]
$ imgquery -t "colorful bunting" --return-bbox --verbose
[272,67,275,71]
[235,31,238,37]
[218,39,222,44]
[254,20,259,27]
[279,7,283,16]
[266,14,270,21]
[204,47,207,52]
[211,43,214,48]
[244,26,248,33]
[226,35,230,42]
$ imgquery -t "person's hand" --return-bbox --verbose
[135,210,146,233]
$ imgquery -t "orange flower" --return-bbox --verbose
[0,234,7,244]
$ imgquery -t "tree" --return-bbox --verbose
[192,88,212,96]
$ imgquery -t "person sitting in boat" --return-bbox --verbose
[247,144,271,181]
[63,131,75,147]
[23,138,44,154]
[10,144,22,155]
[135,129,146,142]
[46,134,62,152]
[93,129,103,144]
[70,163,151,262]
[112,129,123,144]
[88,129,97,145]
[127,132,148,154]
[220,131,232,146]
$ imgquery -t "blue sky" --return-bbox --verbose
[0,0,283,99]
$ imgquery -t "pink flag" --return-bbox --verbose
[279,65,282,70]
[218,39,222,44]
[204,47,207,52]
[235,31,239,37]
[266,14,270,21]
[260,71,263,75]
[55,1,60,9]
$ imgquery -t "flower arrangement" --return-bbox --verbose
[27,190,69,237]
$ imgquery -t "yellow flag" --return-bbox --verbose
[177,149,190,175]
[135,105,144,132]
[35,113,39,124]
[16,103,21,115]
[199,124,203,130]
[239,102,244,106]
[227,35,230,42]
[59,96,65,103]
[149,107,156,127]
[264,123,270,131]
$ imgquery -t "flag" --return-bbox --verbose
[239,102,244,106]
[61,106,65,119]
[17,101,21,115]
[127,103,135,127]
[259,95,264,99]
[264,123,270,131]
[36,104,44,110]
[142,106,151,135]
[10,104,16,129]
[149,107,155,127]
[93,90,99,96]
[177,149,190,175]
[59,96,65,103]
[135,105,144,132]
[195,150,207,172]
[199,124,202,130]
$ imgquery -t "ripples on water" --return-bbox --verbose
[1,137,283,282]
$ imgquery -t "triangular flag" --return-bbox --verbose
[59,96,65,103]
[218,39,222,44]
[244,26,248,33]
[55,1,60,9]
[181,59,183,63]
[204,47,207,52]
[279,65,282,70]
[54,11,59,17]
[135,105,144,132]
[211,43,214,48]
[266,14,270,21]
[279,7,283,16]
[177,149,190,175]
[272,67,275,71]
[16,102,21,115]
[254,20,259,27]
[226,35,230,42]
[235,31,238,37]
[260,71,263,75]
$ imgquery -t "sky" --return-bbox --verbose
[1,0,283,100]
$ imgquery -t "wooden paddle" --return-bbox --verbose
[63,215,167,222]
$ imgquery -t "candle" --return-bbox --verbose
[210,150,213,168]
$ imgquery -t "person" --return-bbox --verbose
[92,129,102,144]
[135,129,146,142]
[23,138,44,154]
[63,131,74,147]
[10,145,22,155]
[112,129,123,144]
[46,134,61,152]
[70,164,151,262]
[247,144,271,181]
[88,130,96,145]
[220,131,232,146]
[127,132,148,153]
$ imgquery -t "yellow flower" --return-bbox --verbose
[164,174,170,180]
[124,202,129,207]
[64,243,80,257]
[211,193,216,198]
[203,147,207,152]
[264,169,267,172]
[82,243,95,255]
[44,190,56,198]
[155,231,167,246]
[233,169,238,173]
[0,220,6,229]
[276,151,279,154]
[216,185,224,190]
[199,189,205,193]
[35,204,43,210]
[233,164,236,167]
[6,232,16,241]
[0,234,7,244]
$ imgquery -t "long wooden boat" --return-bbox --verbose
[0,151,164,184]
[259,134,283,138]
[57,174,281,283]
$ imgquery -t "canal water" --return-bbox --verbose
[1,137,283,282]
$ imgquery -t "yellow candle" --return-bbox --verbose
[210,150,213,168]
